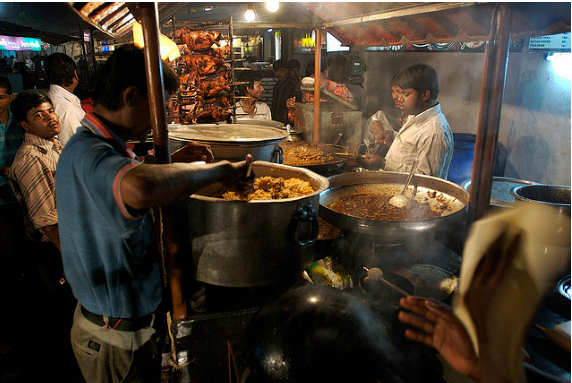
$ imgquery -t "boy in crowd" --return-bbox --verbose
[9,91,76,334]
[287,58,301,86]
[235,71,272,120]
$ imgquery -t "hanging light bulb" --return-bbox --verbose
[245,8,256,22]
[266,1,279,13]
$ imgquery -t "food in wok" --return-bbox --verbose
[326,189,454,222]
[214,176,314,200]
[281,142,353,166]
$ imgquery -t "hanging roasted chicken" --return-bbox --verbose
[169,27,233,124]
[177,28,222,52]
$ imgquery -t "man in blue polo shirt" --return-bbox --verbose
[56,45,254,383]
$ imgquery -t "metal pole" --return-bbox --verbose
[140,3,170,164]
[229,17,237,123]
[139,2,188,320]
[313,29,322,143]
[469,3,513,222]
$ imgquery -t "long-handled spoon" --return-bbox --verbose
[389,157,420,209]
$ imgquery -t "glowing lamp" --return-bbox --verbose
[546,52,572,80]
[245,8,256,22]
[266,2,279,13]
[132,21,181,62]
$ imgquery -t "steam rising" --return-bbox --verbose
[244,284,407,382]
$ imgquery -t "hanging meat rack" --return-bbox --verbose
[167,17,243,125]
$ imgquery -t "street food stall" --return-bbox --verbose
[68,2,570,382]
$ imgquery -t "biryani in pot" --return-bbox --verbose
[214,176,315,201]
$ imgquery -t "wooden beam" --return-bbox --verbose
[161,20,315,30]
[140,2,188,320]
[313,28,322,143]
[320,2,481,28]
[469,3,513,222]
[161,3,478,31]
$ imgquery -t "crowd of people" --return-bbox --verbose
[243,53,453,182]
[0,55,49,91]
[237,53,366,129]
[1,46,566,383]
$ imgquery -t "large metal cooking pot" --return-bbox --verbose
[462,177,539,209]
[511,184,571,216]
[185,161,329,287]
[319,171,469,239]
[168,123,288,162]
[510,184,571,276]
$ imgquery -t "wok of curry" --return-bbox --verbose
[319,171,469,238]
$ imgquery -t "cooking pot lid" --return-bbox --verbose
[234,118,284,129]
[168,123,288,143]
[461,177,539,208]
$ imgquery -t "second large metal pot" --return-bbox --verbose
[185,161,329,287]
[168,123,288,162]
[319,171,469,239]
[511,184,571,216]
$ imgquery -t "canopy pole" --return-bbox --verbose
[469,3,513,222]
[141,3,170,164]
[139,2,188,320]
[313,28,322,143]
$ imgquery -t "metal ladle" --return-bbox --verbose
[362,267,411,297]
[389,157,420,209]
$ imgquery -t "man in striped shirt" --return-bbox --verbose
[9,91,76,328]
[9,91,62,248]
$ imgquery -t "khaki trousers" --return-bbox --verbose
[70,303,162,383]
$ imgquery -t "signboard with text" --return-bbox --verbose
[529,33,571,51]
[0,35,42,52]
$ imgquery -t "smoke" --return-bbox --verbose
[243,284,407,383]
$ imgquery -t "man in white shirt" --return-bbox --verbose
[358,64,453,179]
[45,53,85,145]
